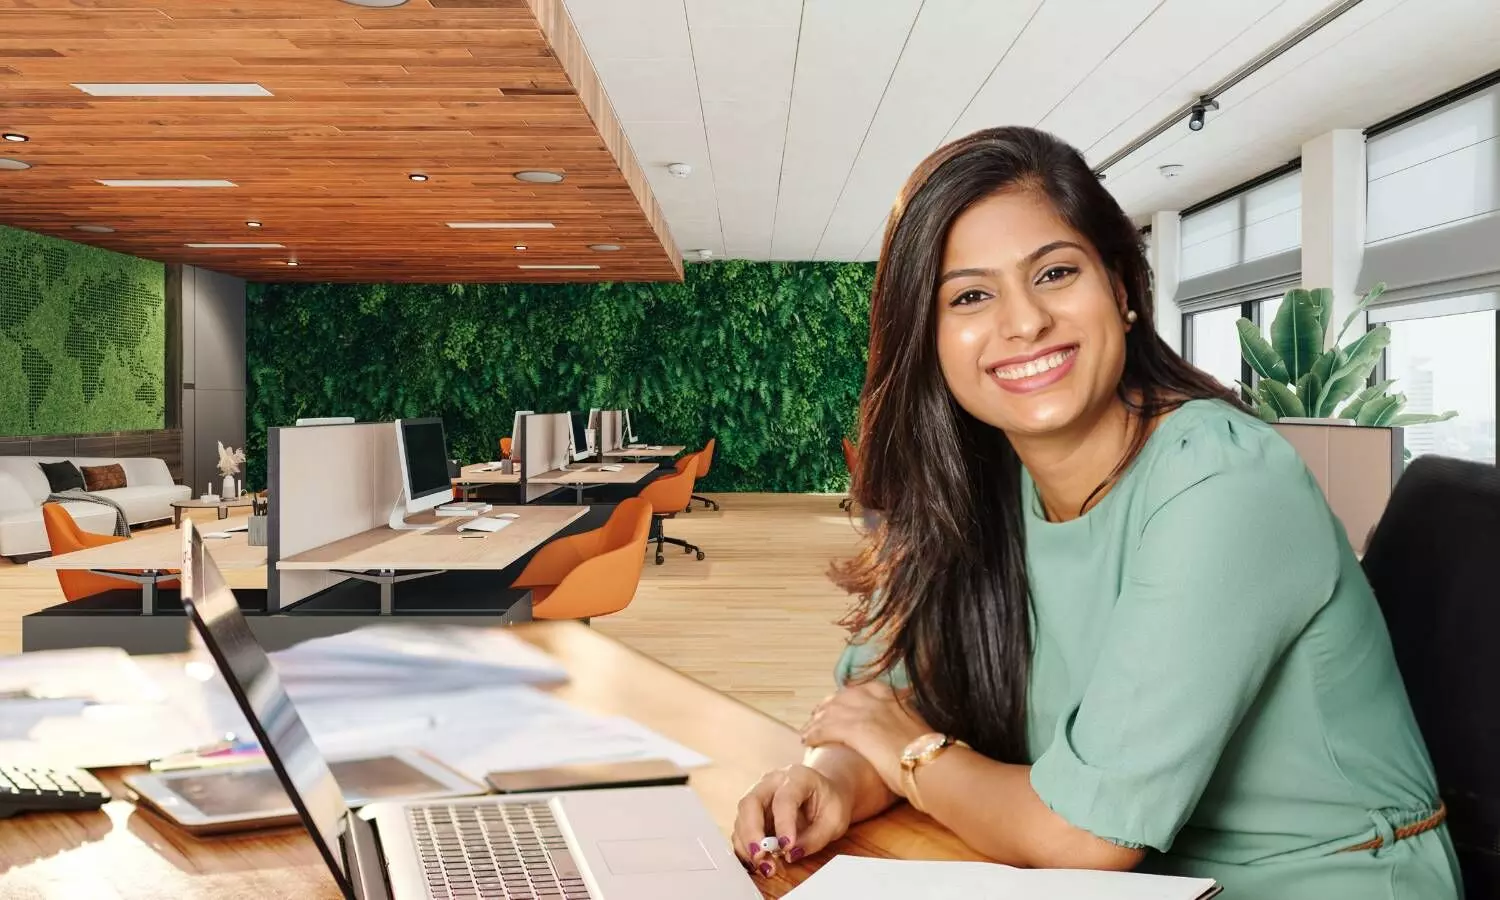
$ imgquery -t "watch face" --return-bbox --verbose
[904,734,946,762]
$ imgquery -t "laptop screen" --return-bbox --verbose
[178,523,353,896]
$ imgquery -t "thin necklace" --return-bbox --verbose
[1038,412,1140,522]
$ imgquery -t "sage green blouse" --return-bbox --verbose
[836,400,1461,899]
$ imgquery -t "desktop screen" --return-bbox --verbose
[570,411,590,456]
[400,419,451,501]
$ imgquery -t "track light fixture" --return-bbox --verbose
[1188,98,1219,132]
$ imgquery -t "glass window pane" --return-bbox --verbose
[1189,306,1244,389]
[1259,297,1282,342]
[1384,308,1496,464]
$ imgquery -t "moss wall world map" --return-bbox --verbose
[0,224,166,436]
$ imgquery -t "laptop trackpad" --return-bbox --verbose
[597,838,717,875]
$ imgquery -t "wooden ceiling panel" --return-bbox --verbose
[0,0,684,283]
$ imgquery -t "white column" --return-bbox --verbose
[1147,210,1183,352]
[1301,130,1367,346]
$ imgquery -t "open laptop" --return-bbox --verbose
[175,521,758,900]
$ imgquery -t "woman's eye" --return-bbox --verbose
[1037,265,1078,285]
[950,289,989,307]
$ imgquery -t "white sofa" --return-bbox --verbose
[0,456,192,558]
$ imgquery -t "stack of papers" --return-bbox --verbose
[785,857,1220,900]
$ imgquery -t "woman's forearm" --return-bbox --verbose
[916,748,1144,870]
[804,743,898,823]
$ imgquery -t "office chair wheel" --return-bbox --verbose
[684,505,692,513]
[683,545,692,554]
[655,553,665,565]
[695,550,705,561]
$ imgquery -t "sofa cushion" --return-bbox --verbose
[93,485,192,525]
[0,501,118,557]
[38,460,84,493]
[0,458,54,504]
[0,472,31,515]
[81,463,128,492]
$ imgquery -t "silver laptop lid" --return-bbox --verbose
[178,521,354,897]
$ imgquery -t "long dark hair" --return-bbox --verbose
[834,126,1239,764]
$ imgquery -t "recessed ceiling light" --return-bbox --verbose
[445,222,554,229]
[408,172,429,182]
[518,264,599,270]
[1158,163,1185,178]
[339,0,410,6]
[185,242,285,249]
[514,170,564,184]
[514,245,527,251]
[588,243,622,252]
[75,224,115,233]
[72,83,272,98]
[97,179,236,188]
[246,221,263,228]
[285,260,299,267]
[0,158,31,171]
[3,133,28,143]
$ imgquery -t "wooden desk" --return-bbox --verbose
[527,463,657,503]
[0,623,981,899]
[603,444,684,460]
[452,463,521,501]
[28,526,266,614]
[276,506,584,572]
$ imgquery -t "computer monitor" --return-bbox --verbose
[390,417,452,530]
[568,411,591,462]
[511,410,532,462]
[623,408,638,444]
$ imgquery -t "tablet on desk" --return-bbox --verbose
[124,749,483,835]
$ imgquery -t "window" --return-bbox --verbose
[1188,306,1245,390]
[1179,171,1303,279]
[1257,296,1282,342]
[1382,308,1496,464]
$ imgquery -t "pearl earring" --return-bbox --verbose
[1124,309,1138,324]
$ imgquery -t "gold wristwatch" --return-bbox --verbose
[899,732,968,813]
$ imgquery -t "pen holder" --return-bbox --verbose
[247,515,268,547]
[501,458,514,475]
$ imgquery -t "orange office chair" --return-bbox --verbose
[42,503,179,602]
[840,437,858,511]
[510,498,652,620]
[638,451,704,565]
[687,437,719,513]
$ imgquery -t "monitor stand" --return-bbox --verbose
[387,489,438,531]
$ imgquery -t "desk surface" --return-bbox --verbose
[0,623,981,899]
[27,525,266,571]
[602,444,685,459]
[527,462,657,485]
[454,463,521,485]
[275,506,586,571]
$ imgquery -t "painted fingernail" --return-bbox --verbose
[788,846,805,862]
[747,842,760,859]
[778,835,791,849]
[759,862,774,877]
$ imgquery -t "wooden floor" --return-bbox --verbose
[0,493,867,729]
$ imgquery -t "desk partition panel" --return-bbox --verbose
[521,412,571,503]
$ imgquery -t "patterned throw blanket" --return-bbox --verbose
[46,490,131,538]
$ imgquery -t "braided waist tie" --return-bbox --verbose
[1338,802,1447,853]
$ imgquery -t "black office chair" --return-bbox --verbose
[1362,454,1500,899]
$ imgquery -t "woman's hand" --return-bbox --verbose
[733,765,853,879]
[801,681,933,796]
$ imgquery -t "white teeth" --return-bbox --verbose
[992,348,1074,381]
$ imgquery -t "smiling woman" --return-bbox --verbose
[731,127,1462,900]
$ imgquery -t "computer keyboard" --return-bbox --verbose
[0,763,111,818]
[409,801,592,899]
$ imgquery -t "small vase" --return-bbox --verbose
[222,474,236,499]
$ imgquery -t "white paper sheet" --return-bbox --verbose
[784,857,1218,900]
[270,623,568,691]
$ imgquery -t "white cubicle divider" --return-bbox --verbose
[268,421,404,611]
[521,412,571,503]
[598,410,623,454]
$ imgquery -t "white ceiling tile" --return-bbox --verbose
[684,0,803,30]
[563,0,691,60]
[812,0,1044,259]
[690,25,800,102]
[593,57,702,123]
[622,121,712,171]
[770,0,923,259]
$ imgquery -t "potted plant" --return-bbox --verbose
[1234,283,1457,432]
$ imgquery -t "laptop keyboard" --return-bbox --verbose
[408,801,593,900]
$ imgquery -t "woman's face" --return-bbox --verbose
[934,188,1131,439]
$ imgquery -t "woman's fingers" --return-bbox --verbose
[732,777,777,875]
[768,770,815,853]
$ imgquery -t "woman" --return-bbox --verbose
[732,127,1460,898]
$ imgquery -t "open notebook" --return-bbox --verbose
[785,856,1221,900]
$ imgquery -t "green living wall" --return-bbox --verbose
[246,261,874,492]
[0,224,166,435]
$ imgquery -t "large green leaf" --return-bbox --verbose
[1337,379,1395,420]
[1390,411,1458,426]
[1338,325,1391,375]
[1333,282,1386,347]
[1234,319,1289,383]
[1308,287,1334,340]
[1317,364,1370,418]
[1237,382,1278,423]
[1260,379,1306,419]
[1296,370,1324,415]
[1270,290,1323,384]
[1356,393,1405,427]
